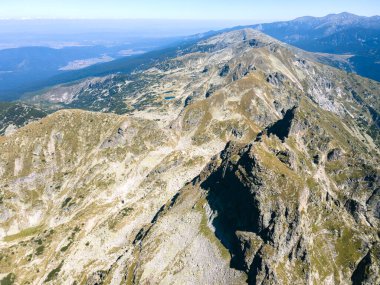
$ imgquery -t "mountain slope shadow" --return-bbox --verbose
[266,106,297,141]
[200,143,269,274]
[198,107,299,282]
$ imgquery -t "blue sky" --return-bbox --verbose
[0,0,379,21]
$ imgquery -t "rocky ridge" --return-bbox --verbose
[0,29,379,284]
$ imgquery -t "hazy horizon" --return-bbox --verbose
[1,0,379,21]
[0,19,267,49]
[0,11,378,50]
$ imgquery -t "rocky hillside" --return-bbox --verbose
[0,29,379,284]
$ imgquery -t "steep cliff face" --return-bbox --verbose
[0,29,379,284]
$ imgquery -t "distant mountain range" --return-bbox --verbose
[249,12,380,81]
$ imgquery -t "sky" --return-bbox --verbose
[0,0,379,21]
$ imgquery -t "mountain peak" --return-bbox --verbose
[324,12,361,21]
[197,28,280,51]
[293,12,361,24]
[326,12,358,18]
